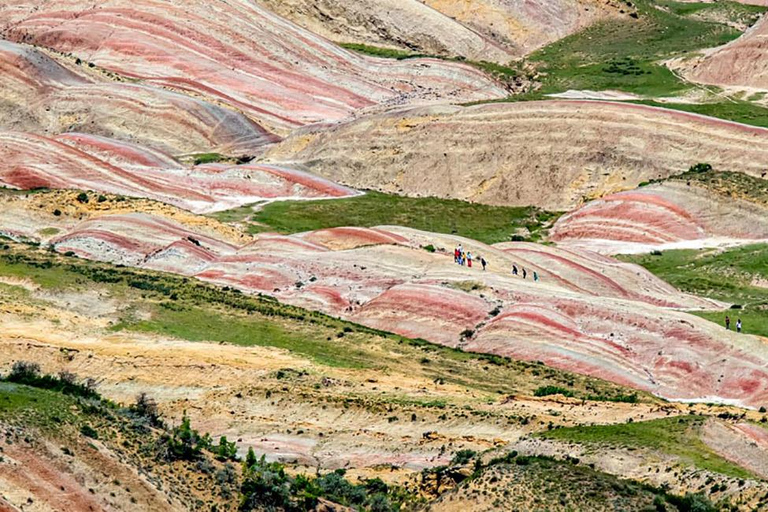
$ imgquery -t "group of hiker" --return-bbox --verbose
[454,244,486,270]
[452,244,539,282]
[512,264,538,282]
[725,315,743,333]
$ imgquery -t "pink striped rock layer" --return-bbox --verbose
[0,40,277,155]
[18,211,767,408]
[0,0,505,134]
[0,131,357,213]
[551,181,768,254]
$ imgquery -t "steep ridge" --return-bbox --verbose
[255,0,623,61]
[255,0,513,62]
[687,14,768,89]
[0,132,357,213]
[262,101,768,210]
[6,192,768,408]
[0,40,277,156]
[423,0,627,56]
[0,0,505,135]
[551,181,768,254]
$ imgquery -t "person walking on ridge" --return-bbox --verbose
[533,271,539,282]
[522,268,527,280]
[725,315,731,330]
[467,252,473,268]
[480,256,487,271]
[512,264,518,276]
[737,318,742,333]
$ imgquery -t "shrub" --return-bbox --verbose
[76,192,89,204]
[688,163,713,174]
[53,209,62,216]
[158,414,211,461]
[451,449,477,466]
[534,386,574,398]
[215,436,238,462]
[97,195,107,203]
[423,244,436,253]
[80,424,99,439]
[9,361,41,380]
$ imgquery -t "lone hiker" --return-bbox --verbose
[533,271,539,282]
[737,318,742,333]
[480,256,487,271]
[512,264,518,276]
[522,268,527,280]
[467,251,473,268]
[725,315,731,330]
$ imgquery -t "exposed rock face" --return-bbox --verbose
[687,14,768,89]
[255,0,624,61]
[255,0,513,62]
[0,0,505,135]
[0,131,357,213]
[262,101,768,210]
[551,181,768,254]
[0,40,277,156]
[423,0,626,56]
[7,192,768,409]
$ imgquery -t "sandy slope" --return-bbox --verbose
[0,0,505,135]
[687,14,768,90]
[262,101,768,210]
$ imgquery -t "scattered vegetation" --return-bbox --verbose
[338,43,526,90]
[621,242,768,337]
[528,0,753,97]
[0,370,417,511]
[540,415,755,479]
[424,450,717,511]
[230,190,561,244]
[0,241,647,402]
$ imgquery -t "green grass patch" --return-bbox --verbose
[190,153,228,165]
[246,191,560,244]
[528,0,744,97]
[620,242,768,336]
[113,304,375,369]
[540,415,755,479]
[636,99,768,129]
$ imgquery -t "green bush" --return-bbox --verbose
[534,385,574,398]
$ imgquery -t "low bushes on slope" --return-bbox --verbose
[0,369,420,511]
[539,415,755,479]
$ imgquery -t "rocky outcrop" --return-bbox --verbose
[551,181,768,254]
[687,14,768,90]
[0,131,357,213]
[0,0,505,135]
[262,101,768,210]
[0,40,277,156]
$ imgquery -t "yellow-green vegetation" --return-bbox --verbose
[185,153,255,166]
[0,370,418,512]
[621,243,768,337]
[540,415,755,479]
[529,0,759,97]
[433,451,716,512]
[636,99,768,129]
[0,242,642,402]
[213,191,561,244]
[338,43,525,89]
